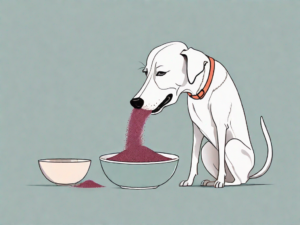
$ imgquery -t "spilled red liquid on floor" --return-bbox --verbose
[73,180,104,188]
[107,108,172,162]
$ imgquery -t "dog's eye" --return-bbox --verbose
[156,71,167,76]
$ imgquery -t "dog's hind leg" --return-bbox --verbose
[224,139,254,186]
[201,142,235,187]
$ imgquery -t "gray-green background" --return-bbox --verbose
[1,1,299,224]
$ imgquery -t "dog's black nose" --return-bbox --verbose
[130,98,144,109]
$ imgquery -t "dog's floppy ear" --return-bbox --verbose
[180,48,208,84]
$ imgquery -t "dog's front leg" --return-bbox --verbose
[179,123,204,187]
[214,123,227,188]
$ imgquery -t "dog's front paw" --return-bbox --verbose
[214,179,225,188]
[179,179,194,187]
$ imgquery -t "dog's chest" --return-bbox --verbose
[188,100,217,146]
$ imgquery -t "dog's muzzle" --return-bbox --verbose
[130,94,173,113]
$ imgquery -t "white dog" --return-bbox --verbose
[130,42,273,188]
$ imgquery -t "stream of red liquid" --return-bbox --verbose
[107,108,172,162]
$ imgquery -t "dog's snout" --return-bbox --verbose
[130,98,144,109]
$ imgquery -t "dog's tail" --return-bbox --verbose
[249,116,273,179]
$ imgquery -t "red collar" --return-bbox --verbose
[187,57,215,100]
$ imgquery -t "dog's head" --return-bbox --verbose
[130,42,209,114]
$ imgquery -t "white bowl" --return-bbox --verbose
[99,152,179,189]
[38,158,91,185]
